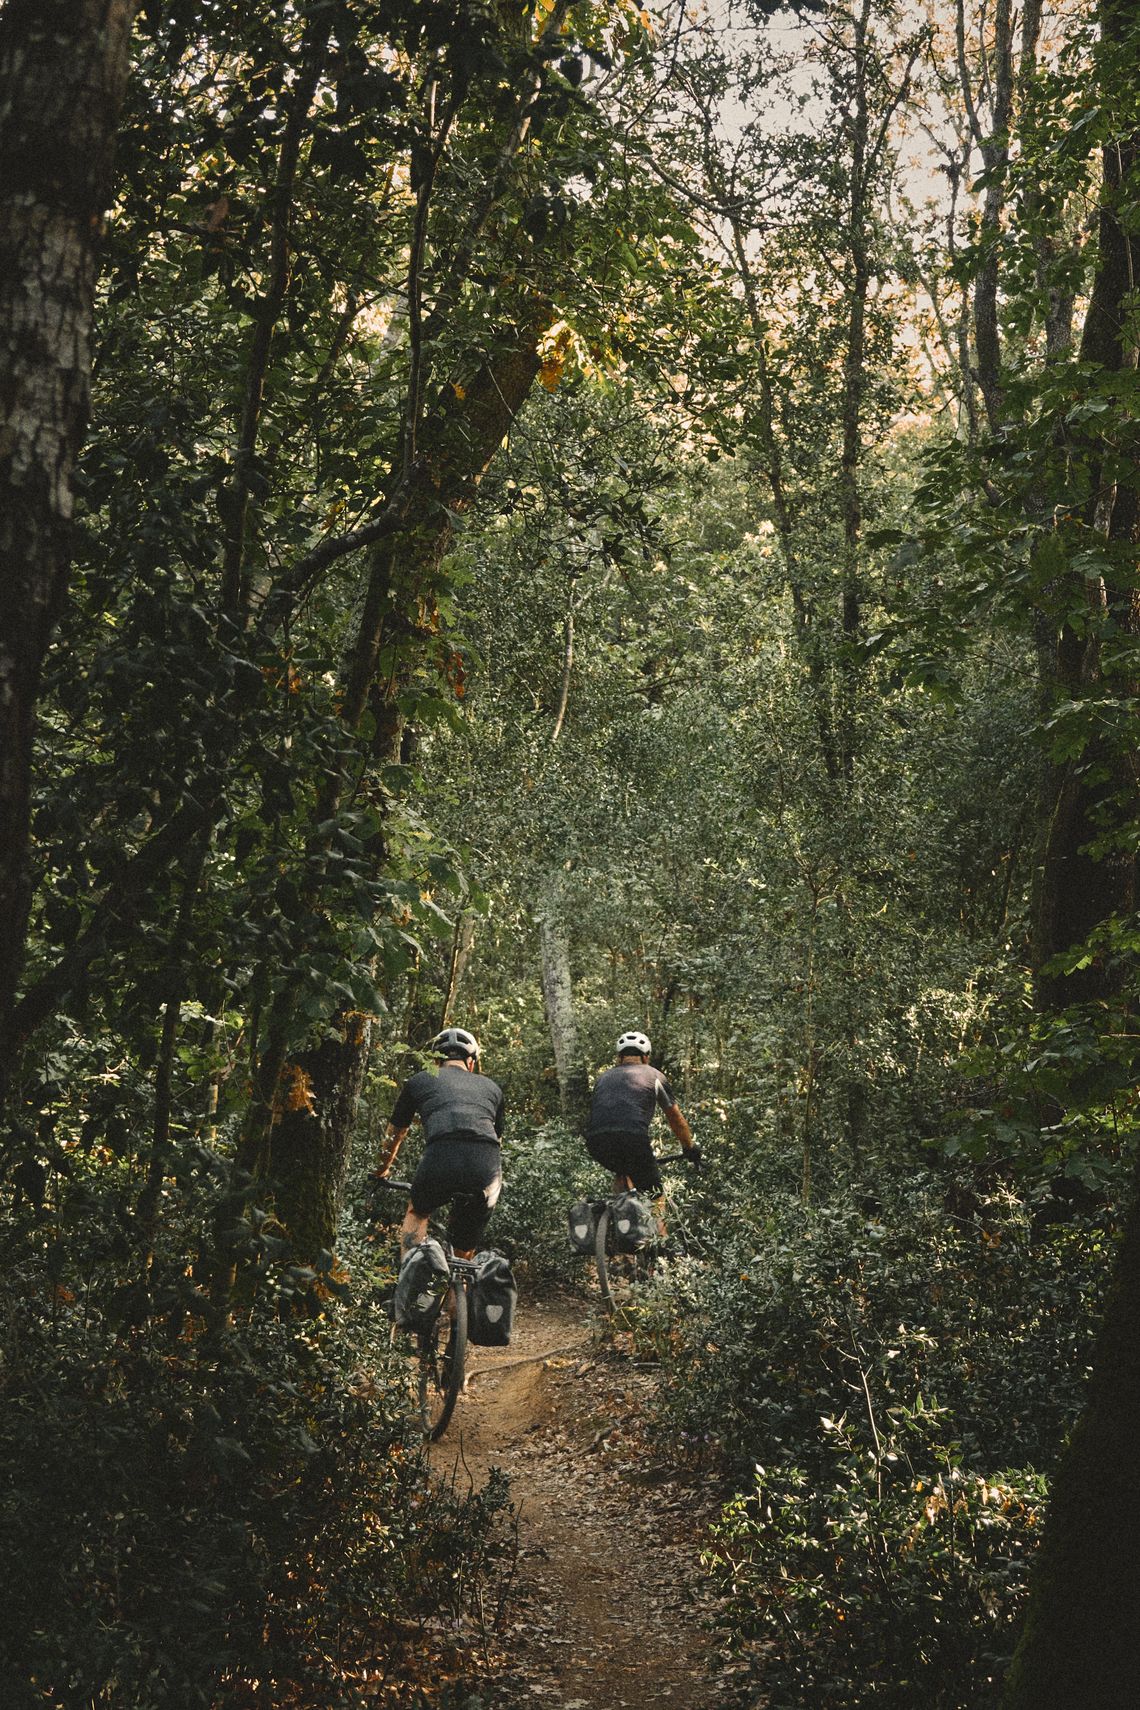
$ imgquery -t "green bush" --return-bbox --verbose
[487,1119,600,1284]
[706,1455,1048,1709]
[643,1174,1104,1477]
[626,1171,1106,1708]
[0,1181,517,1707]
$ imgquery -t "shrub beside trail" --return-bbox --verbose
[622,1172,1107,1709]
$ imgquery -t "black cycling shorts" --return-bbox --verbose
[586,1130,662,1194]
[410,1137,502,1252]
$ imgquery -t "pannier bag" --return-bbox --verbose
[568,1199,600,1254]
[610,1190,655,1253]
[468,1250,517,1346]
[393,1238,450,1332]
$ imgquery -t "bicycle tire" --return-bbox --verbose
[418,1280,467,1440]
[594,1204,618,1315]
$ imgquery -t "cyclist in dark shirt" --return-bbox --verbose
[374,1026,504,1257]
[586,1030,699,1206]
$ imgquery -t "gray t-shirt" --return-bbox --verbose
[587,1061,676,1139]
[390,1066,504,1145]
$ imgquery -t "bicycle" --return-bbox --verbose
[370,1177,478,1441]
[593,1150,701,1316]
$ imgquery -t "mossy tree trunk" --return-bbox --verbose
[269,1013,373,1265]
[250,329,545,1259]
[0,0,138,1082]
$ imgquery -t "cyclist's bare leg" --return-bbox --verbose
[400,1203,429,1251]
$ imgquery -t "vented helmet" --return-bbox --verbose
[432,1026,481,1061]
[616,1030,651,1058]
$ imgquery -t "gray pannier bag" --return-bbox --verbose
[610,1189,655,1253]
[393,1237,450,1332]
[468,1250,517,1346]
[568,1199,599,1254]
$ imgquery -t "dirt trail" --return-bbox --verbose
[429,1291,721,1709]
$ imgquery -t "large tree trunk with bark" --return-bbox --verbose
[246,325,546,1255]
[0,0,138,1076]
[1004,6,1140,1700]
[269,1013,373,1265]
[1002,1146,1140,1709]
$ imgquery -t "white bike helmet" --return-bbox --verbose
[432,1026,481,1061]
[616,1030,651,1058]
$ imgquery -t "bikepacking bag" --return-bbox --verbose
[567,1199,599,1254]
[610,1190,655,1253]
[393,1237,450,1332]
[468,1250,517,1346]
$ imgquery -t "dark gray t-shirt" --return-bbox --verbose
[390,1066,505,1145]
[587,1062,676,1139]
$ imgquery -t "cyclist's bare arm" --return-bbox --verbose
[665,1104,692,1147]
[375,1122,409,1177]
[372,1124,425,1249]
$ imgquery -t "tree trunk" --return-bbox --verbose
[0,0,138,1077]
[539,875,589,1129]
[441,914,476,1027]
[1002,1143,1140,1709]
[1007,5,1140,1692]
[970,0,1015,432]
[1030,0,1139,1007]
[269,1012,373,1264]
[244,325,546,1248]
[836,0,872,786]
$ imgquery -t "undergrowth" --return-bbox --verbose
[0,1173,518,1709]
[621,1168,1109,1709]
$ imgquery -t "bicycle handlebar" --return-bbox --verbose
[370,1175,412,1193]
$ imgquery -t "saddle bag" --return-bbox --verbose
[567,1199,600,1254]
[393,1238,450,1332]
[468,1250,517,1346]
[610,1190,655,1254]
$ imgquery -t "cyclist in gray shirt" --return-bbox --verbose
[586,1029,699,1195]
[375,1027,503,1256]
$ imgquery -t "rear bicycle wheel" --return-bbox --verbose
[418,1281,467,1440]
[594,1204,618,1315]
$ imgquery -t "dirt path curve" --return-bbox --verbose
[429,1291,720,1710]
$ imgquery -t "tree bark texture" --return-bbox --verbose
[0,0,138,1070]
[1002,1145,1140,1710]
[836,0,872,785]
[269,1013,373,1264]
[539,878,589,1131]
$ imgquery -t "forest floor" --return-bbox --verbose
[427,1287,738,1710]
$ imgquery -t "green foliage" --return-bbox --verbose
[0,1266,514,1707]
[645,1176,1105,1474]
[7,0,1140,1699]
[629,1174,1106,1708]
[490,1119,601,1282]
[943,991,1140,1193]
[706,1459,1048,1710]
